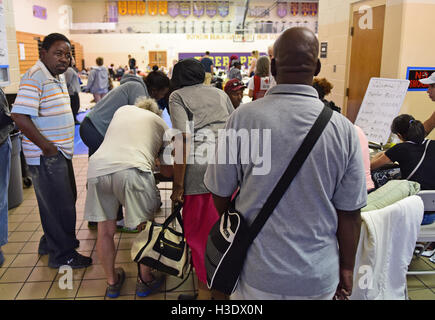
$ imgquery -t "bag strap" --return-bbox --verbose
[247,105,333,245]
[406,139,431,180]
[162,203,184,233]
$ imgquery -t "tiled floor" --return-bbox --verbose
[0,155,197,300]
[1,155,435,300]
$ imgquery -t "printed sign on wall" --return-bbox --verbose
[406,67,435,91]
[33,5,47,20]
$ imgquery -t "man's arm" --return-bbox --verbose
[424,111,435,136]
[335,209,362,299]
[170,133,190,204]
[11,113,58,156]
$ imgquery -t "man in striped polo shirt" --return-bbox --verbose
[11,33,92,269]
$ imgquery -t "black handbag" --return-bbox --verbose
[205,105,333,295]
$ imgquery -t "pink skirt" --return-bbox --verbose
[183,193,219,284]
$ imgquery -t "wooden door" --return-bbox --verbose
[149,51,167,68]
[346,5,385,123]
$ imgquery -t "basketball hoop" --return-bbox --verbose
[233,29,254,43]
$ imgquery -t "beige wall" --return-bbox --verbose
[70,33,279,71]
[13,0,73,36]
[318,0,435,139]
[1,0,20,94]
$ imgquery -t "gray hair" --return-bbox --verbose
[255,56,270,77]
[134,97,162,117]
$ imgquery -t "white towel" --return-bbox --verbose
[350,195,424,300]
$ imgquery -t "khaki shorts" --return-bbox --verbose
[85,168,161,229]
[204,72,212,85]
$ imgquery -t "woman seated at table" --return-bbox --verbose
[370,114,435,190]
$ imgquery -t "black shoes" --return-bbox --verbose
[48,251,92,269]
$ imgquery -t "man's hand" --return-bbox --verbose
[42,142,58,157]
[171,185,184,204]
[333,268,354,300]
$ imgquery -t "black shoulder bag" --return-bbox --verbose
[205,105,333,295]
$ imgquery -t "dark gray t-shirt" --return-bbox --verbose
[169,84,234,195]
[204,84,367,296]
[87,75,149,137]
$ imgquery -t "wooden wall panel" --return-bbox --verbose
[16,31,85,74]
[16,31,43,75]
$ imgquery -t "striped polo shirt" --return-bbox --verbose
[12,60,74,165]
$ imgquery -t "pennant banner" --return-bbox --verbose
[277,2,287,18]
[137,1,146,15]
[218,1,229,17]
[193,1,204,17]
[118,1,127,15]
[127,1,137,15]
[206,1,217,18]
[290,2,298,16]
[148,1,158,16]
[107,2,118,22]
[180,1,191,18]
[168,1,180,17]
[311,3,318,16]
[301,3,310,16]
[159,1,168,15]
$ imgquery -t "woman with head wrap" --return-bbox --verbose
[169,58,234,300]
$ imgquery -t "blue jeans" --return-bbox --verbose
[0,136,11,247]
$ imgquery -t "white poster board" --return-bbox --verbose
[0,0,10,86]
[355,78,410,146]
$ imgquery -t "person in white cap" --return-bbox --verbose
[419,72,435,135]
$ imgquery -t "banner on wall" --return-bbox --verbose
[180,1,191,18]
[33,5,47,20]
[218,1,229,18]
[311,3,318,16]
[193,1,205,17]
[107,2,118,22]
[168,1,180,18]
[137,1,146,15]
[118,1,127,15]
[206,1,217,18]
[159,1,168,15]
[127,1,137,15]
[290,2,298,16]
[148,1,158,16]
[178,52,266,69]
[277,2,287,18]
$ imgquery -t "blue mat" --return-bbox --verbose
[74,111,89,155]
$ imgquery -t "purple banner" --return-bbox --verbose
[33,5,47,20]
[180,1,191,18]
[178,52,266,70]
[168,1,179,18]
[206,1,217,18]
[277,2,287,18]
[218,1,229,17]
[193,1,204,17]
[107,2,118,23]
